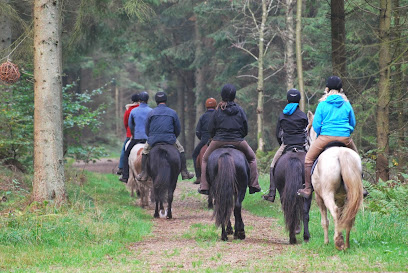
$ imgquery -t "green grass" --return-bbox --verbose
[242,174,408,272]
[0,171,152,272]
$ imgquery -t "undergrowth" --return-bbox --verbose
[0,166,152,272]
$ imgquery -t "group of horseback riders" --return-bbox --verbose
[118,75,362,200]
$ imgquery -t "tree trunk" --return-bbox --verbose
[256,0,267,153]
[115,83,120,137]
[176,75,185,147]
[284,0,296,90]
[376,0,392,182]
[0,0,11,52]
[296,0,305,111]
[194,17,206,147]
[331,0,347,78]
[392,0,406,177]
[186,75,196,158]
[33,0,66,203]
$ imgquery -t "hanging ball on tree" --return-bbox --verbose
[0,61,21,84]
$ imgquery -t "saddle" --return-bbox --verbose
[220,144,238,149]
[311,141,347,175]
[282,144,307,155]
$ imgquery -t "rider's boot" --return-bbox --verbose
[136,154,149,182]
[297,163,313,198]
[263,167,276,202]
[180,152,195,180]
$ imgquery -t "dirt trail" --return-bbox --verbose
[73,159,289,271]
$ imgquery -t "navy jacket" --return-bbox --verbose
[195,109,215,142]
[146,104,181,146]
[209,102,248,142]
[276,106,308,145]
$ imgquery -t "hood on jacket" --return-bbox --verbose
[125,102,138,110]
[283,103,299,115]
[223,102,240,116]
[324,94,346,108]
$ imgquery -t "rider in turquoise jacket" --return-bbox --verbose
[312,95,356,138]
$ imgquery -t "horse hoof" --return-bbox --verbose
[295,226,301,234]
[159,209,167,218]
[166,215,172,219]
[234,231,245,240]
[154,213,159,218]
[226,227,233,235]
[289,238,297,244]
[221,236,228,241]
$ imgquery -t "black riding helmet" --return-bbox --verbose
[131,93,139,102]
[221,84,236,102]
[326,76,342,91]
[139,91,149,103]
[155,91,167,104]
[287,88,301,103]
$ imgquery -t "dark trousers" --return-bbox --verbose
[192,139,208,177]
[122,139,146,179]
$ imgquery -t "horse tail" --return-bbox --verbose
[153,148,171,203]
[213,153,236,227]
[338,149,363,229]
[282,157,304,232]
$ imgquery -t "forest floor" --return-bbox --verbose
[72,159,294,272]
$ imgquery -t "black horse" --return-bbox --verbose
[274,148,312,244]
[148,144,181,219]
[207,147,249,241]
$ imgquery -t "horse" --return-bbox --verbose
[127,142,153,208]
[147,143,181,219]
[207,147,249,241]
[274,147,312,244]
[196,144,214,209]
[307,111,363,250]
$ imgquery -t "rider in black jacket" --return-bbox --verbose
[197,84,261,195]
[192,98,216,184]
[263,89,308,202]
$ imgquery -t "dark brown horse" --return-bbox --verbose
[207,147,249,241]
[147,144,181,219]
[274,148,312,244]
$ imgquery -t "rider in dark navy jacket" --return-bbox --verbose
[263,89,308,202]
[137,91,194,181]
[192,98,217,184]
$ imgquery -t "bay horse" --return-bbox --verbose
[148,143,181,219]
[274,148,312,244]
[127,142,152,208]
[307,111,363,250]
[207,147,249,241]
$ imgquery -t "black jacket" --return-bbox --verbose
[276,107,308,145]
[209,102,248,141]
[196,109,215,142]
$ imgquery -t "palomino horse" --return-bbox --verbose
[274,148,312,244]
[148,144,181,219]
[207,147,249,241]
[307,111,363,250]
[127,142,152,208]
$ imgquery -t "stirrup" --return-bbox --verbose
[181,171,194,180]
[297,188,311,198]
[137,172,148,181]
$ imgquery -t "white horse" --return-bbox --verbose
[307,111,363,250]
[126,142,153,208]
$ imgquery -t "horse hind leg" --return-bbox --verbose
[154,201,160,218]
[233,205,245,240]
[166,191,174,219]
[315,193,330,244]
[325,197,345,250]
[345,226,351,249]
[226,220,233,235]
[221,223,228,241]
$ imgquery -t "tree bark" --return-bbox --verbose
[256,0,267,153]
[176,75,185,147]
[33,0,66,203]
[0,0,11,52]
[194,17,206,147]
[392,0,406,177]
[331,0,347,78]
[296,0,305,111]
[376,0,392,182]
[284,0,296,90]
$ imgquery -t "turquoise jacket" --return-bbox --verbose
[312,94,356,137]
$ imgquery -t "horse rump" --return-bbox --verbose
[338,148,363,229]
